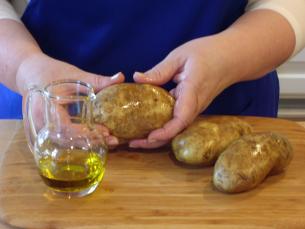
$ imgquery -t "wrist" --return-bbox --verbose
[16,51,46,96]
[208,34,244,85]
[194,35,241,88]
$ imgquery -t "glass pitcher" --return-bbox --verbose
[24,80,108,197]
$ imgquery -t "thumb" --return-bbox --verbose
[83,72,125,92]
[134,56,181,85]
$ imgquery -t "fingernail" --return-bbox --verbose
[111,72,121,80]
[148,138,156,143]
[102,131,110,137]
[129,143,137,148]
[135,72,145,77]
[107,137,119,145]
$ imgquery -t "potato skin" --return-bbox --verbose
[172,116,252,166]
[213,132,293,193]
[93,83,175,140]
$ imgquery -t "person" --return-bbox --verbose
[0,0,305,149]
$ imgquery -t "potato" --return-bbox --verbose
[172,116,252,165]
[93,83,175,140]
[213,132,293,193]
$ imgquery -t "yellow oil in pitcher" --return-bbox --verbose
[38,148,106,194]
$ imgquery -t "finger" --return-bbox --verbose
[147,117,189,142]
[58,123,116,149]
[129,139,169,149]
[172,73,186,83]
[148,81,198,141]
[105,135,119,147]
[169,88,175,97]
[31,95,45,132]
[133,56,182,85]
[84,72,125,92]
[55,104,112,144]
[94,124,110,137]
[47,72,125,98]
[68,123,114,144]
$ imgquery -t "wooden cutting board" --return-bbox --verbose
[0,117,305,229]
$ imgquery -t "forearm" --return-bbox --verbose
[205,9,296,86]
[0,19,41,93]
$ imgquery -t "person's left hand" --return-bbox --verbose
[129,36,238,148]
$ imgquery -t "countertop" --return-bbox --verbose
[0,118,305,229]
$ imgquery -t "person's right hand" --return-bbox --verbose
[16,52,125,147]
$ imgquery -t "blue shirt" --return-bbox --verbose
[0,0,279,119]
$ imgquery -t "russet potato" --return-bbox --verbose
[93,83,175,141]
[213,132,293,193]
[172,116,252,165]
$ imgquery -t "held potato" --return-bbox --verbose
[93,83,175,140]
[172,116,252,166]
[213,132,293,193]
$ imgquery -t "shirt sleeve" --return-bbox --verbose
[246,0,305,56]
[0,0,21,22]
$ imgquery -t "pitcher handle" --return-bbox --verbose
[23,86,45,154]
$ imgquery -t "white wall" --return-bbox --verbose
[278,49,305,119]
[278,49,305,99]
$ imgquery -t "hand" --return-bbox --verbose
[130,36,237,148]
[17,52,125,147]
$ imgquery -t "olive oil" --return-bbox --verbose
[38,149,106,194]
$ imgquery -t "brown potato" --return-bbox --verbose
[93,83,175,140]
[213,132,293,193]
[172,116,252,166]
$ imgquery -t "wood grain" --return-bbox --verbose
[0,117,305,229]
[298,122,305,128]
